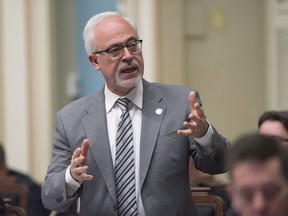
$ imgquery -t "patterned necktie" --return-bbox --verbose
[115,98,138,216]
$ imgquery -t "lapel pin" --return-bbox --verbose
[155,108,163,115]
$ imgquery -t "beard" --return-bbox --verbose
[116,61,143,89]
[116,72,141,88]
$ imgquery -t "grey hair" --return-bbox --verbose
[83,11,137,54]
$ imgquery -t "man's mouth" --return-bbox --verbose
[121,67,137,73]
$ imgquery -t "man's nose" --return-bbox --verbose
[252,192,267,212]
[122,47,133,60]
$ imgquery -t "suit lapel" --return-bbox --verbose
[140,80,166,188]
[82,91,117,204]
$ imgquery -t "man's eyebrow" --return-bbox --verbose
[107,37,138,48]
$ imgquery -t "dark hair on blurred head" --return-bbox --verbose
[226,133,288,181]
[258,111,288,131]
[0,144,5,165]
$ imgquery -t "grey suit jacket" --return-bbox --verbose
[41,79,230,215]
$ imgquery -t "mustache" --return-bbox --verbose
[118,61,140,72]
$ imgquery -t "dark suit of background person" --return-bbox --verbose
[0,197,5,216]
[0,145,51,216]
[41,11,230,216]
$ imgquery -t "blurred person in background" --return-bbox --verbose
[0,144,51,216]
[258,110,288,147]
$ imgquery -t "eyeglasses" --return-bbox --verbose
[92,39,143,60]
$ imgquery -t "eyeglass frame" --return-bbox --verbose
[92,39,143,60]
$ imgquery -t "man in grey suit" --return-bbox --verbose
[41,11,230,216]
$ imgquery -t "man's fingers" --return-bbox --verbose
[81,139,89,157]
[71,154,85,167]
[194,102,205,117]
[189,91,197,109]
[69,139,93,182]
[72,147,81,160]
[74,165,89,175]
[177,129,191,136]
[189,91,205,117]
[71,166,93,182]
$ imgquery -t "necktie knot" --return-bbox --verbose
[116,98,130,111]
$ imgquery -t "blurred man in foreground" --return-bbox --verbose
[226,134,288,216]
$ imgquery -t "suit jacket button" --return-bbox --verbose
[113,204,117,212]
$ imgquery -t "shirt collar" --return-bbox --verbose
[104,80,143,113]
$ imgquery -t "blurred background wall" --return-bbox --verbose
[0,0,287,183]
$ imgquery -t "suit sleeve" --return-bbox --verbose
[189,91,231,175]
[190,125,231,175]
[41,112,79,212]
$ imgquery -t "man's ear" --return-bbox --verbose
[89,55,100,69]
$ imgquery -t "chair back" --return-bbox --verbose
[191,187,226,216]
[0,177,28,212]
[5,205,26,216]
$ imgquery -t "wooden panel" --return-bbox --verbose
[191,187,226,216]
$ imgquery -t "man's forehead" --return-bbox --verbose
[232,158,284,184]
[95,18,137,45]
[96,16,134,32]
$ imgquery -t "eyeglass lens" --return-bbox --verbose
[109,40,142,59]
